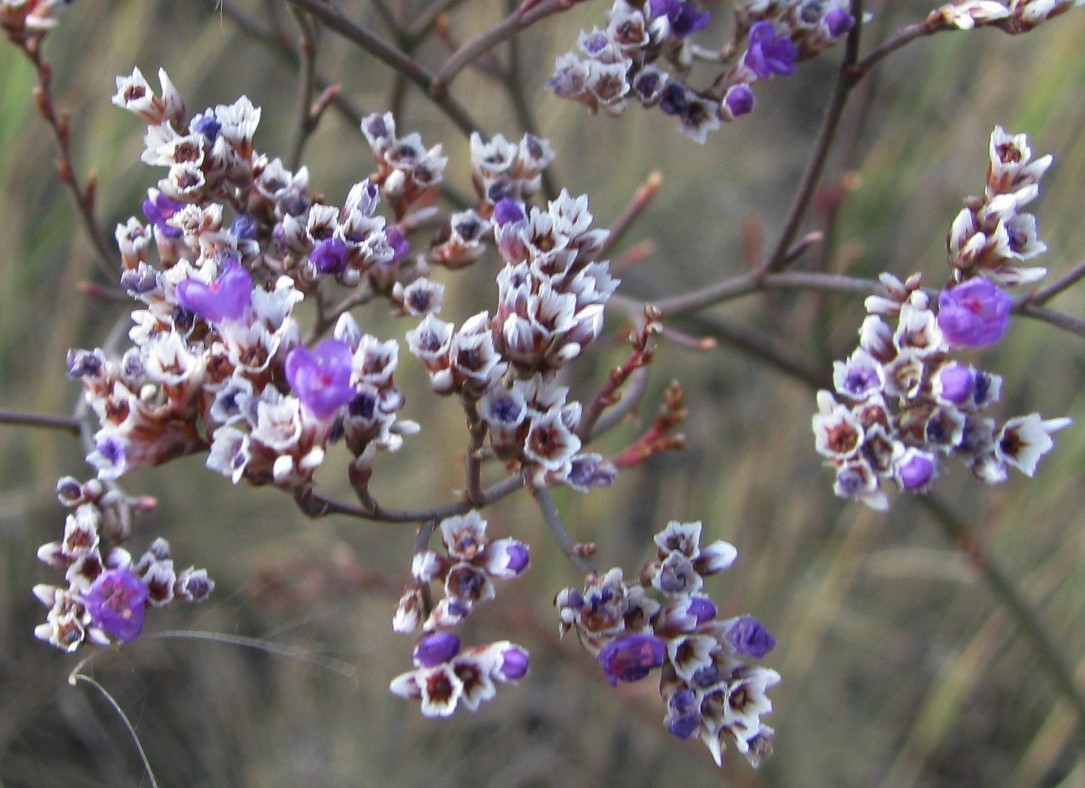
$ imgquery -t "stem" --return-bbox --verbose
[644,270,879,318]
[919,495,1085,753]
[296,473,526,523]
[854,18,943,77]
[284,0,482,137]
[764,0,864,273]
[287,7,319,171]
[598,171,663,260]
[430,0,576,97]
[0,409,82,435]
[533,487,596,574]
[20,45,116,279]
[1022,259,1085,306]
[463,398,487,506]
[1018,304,1085,339]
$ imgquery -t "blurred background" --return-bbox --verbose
[2,1,1085,785]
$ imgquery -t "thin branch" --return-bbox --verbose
[295,473,526,523]
[763,0,864,273]
[1017,304,1085,339]
[463,398,487,506]
[1022,259,1085,306]
[854,17,944,77]
[430,0,577,97]
[0,409,82,435]
[533,487,596,574]
[919,495,1085,754]
[598,171,662,260]
[286,6,319,170]
[284,0,482,137]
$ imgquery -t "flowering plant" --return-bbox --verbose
[2,0,1085,784]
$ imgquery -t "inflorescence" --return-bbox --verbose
[812,127,1070,509]
[556,521,778,768]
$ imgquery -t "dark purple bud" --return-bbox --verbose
[285,338,356,420]
[659,83,689,117]
[309,237,350,275]
[496,645,530,680]
[493,198,525,227]
[141,193,185,239]
[686,595,717,625]
[724,615,776,659]
[56,476,84,506]
[743,22,797,79]
[824,8,854,38]
[937,278,1012,348]
[413,631,461,667]
[176,259,254,323]
[192,115,221,142]
[231,213,260,240]
[66,348,105,379]
[668,1,711,38]
[897,450,935,491]
[664,689,701,739]
[596,634,667,686]
[723,84,755,118]
[120,265,158,295]
[83,568,149,643]
[567,454,618,491]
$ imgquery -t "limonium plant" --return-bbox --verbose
[4,0,1085,781]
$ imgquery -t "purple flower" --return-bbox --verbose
[743,22,797,79]
[386,227,409,262]
[285,338,357,420]
[664,689,701,739]
[659,83,689,117]
[309,237,349,275]
[724,615,776,658]
[686,595,717,625]
[936,363,975,404]
[493,198,525,227]
[176,259,254,323]
[413,631,461,667]
[896,448,936,491]
[231,213,260,240]
[496,645,530,680]
[83,569,149,643]
[596,634,667,686]
[937,278,1012,348]
[649,0,710,38]
[723,84,755,118]
[141,192,184,238]
[824,8,854,38]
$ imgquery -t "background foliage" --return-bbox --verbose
[2,1,1085,785]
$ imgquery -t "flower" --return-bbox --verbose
[176,259,254,324]
[743,22,798,80]
[82,568,149,643]
[937,278,1012,347]
[284,338,356,420]
[722,616,776,659]
[596,633,667,685]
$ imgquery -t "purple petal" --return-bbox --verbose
[596,634,667,686]
[83,568,149,643]
[176,259,254,324]
[937,278,1012,348]
[724,615,776,658]
[414,631,461,667]
[285,338,356,420]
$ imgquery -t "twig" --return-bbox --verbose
[286,6,319,170]
[430,0,578,97]
[1017,304,1085,339]
[463,398,487,506]
[598,172,663,260]
[1022,259,1085,306]
[284,0,482,137]
[763,0,864,274]
[0,409,82,435]
[295,473,526,523]
[533,487,596,574]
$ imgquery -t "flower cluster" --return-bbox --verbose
[947,125,1052,286]
[34,477,212,651]
[407,186,620,486]
[813,126,1070,509]
[547,0,853,142]
[931,0,1084,32]
[814,271,1069,509]
[556,521,779,768]
[390,511,530,715]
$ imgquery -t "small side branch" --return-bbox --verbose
[533,487,596,574]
